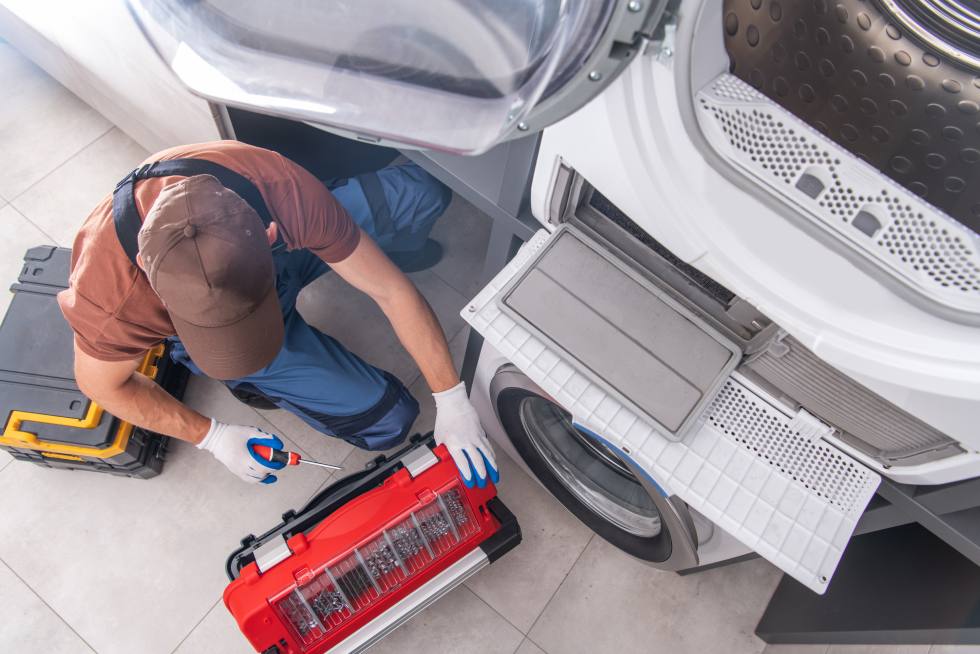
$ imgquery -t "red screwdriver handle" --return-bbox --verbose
[252,445,300,466]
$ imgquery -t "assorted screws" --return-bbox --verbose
[278,486,478,640]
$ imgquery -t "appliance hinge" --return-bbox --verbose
[644,0,680,61]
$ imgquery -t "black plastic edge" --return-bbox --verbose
[480,497,522,564]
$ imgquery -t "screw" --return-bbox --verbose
[627,0,642,11]
[467,305,476,313]
[662,47,673,58]
[588,71,602,81]
[517,121,529,131]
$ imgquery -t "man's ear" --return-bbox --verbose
[266,221,279,246]
[135,253,145,270]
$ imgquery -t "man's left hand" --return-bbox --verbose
[433,382,499,488]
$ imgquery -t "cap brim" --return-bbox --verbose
[171,285,284,380]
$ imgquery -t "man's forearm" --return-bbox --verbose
[381,284,459,393]
[93,373,211,444]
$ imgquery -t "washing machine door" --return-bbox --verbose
[126,0,669,154]
[490,364,700,569]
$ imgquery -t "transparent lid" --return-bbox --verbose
[128,0,618,154]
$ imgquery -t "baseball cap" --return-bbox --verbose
[137,174,283,380]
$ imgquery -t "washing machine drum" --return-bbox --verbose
[724,0,980,233]
[490,366,699,568]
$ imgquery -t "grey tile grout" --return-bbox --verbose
[8,125,116,205]
[514,635,552,654]
[464,580,530,638]
[431,267,479,299]
[524,533,596,640]
[0,555,99,653]
[168,597,222,654]
[3,203,60,249]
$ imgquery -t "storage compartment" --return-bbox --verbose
[0,246,189,478]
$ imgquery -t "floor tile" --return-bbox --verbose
[0,375,326,654]
[827,647,930,654]
[12,128,148,247]
[174,600,253,654]
[367,585,524,654]
[0,559,94,653]
[465,451,594,633]
[764,646,830,654]
[529,537,782,654]
[516,638,548,654]
[428,195,493,297]
[931,647,980,653]
[0,43,111,199]
[0,204,56,316]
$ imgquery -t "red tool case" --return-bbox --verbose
[224,437,520,654]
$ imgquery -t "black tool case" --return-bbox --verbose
[0,246,189,478]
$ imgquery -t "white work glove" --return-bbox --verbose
[197,419,286,485]
[433,382,499,488]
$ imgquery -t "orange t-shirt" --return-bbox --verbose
[57,140,360,362]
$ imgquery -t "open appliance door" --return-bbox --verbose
[126,0,669,154]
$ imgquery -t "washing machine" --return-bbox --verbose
[471,338,751,570]
[129,0,980,592]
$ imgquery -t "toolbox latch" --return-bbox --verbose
[400,445,439,479]
[253,535,292,574]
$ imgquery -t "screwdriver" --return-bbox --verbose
[253,445,344,471]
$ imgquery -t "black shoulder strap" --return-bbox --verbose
[112,158,278,267]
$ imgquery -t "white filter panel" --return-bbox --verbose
[697,73,980,317]
[464,231,881,593]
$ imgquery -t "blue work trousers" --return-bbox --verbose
[170,163,450,450]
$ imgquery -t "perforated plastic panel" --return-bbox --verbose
[697,73,980,316]
[465,231,881,593]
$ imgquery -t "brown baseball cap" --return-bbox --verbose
[137,175,283,380]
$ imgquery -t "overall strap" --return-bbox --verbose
[112,158,279,267]
[354,171,394,236]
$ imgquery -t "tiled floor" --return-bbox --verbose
[0,41,976,654]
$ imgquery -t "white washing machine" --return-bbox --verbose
[471,338,751,570]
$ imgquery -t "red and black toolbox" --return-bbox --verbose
[0,246,188,478]
[224,436,521,654]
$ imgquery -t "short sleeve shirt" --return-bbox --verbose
[57,140,360,362]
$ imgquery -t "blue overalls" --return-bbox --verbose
[112,160,451,451]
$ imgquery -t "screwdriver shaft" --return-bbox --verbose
[299,458,344,471]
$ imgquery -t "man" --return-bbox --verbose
[58,140,497,487]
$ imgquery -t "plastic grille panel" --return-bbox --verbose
[697,73,980,315]
[707,381,867,513]
[465,231,880,593]
[747,335,961,464]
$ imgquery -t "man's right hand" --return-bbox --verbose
[197,419,286,484]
